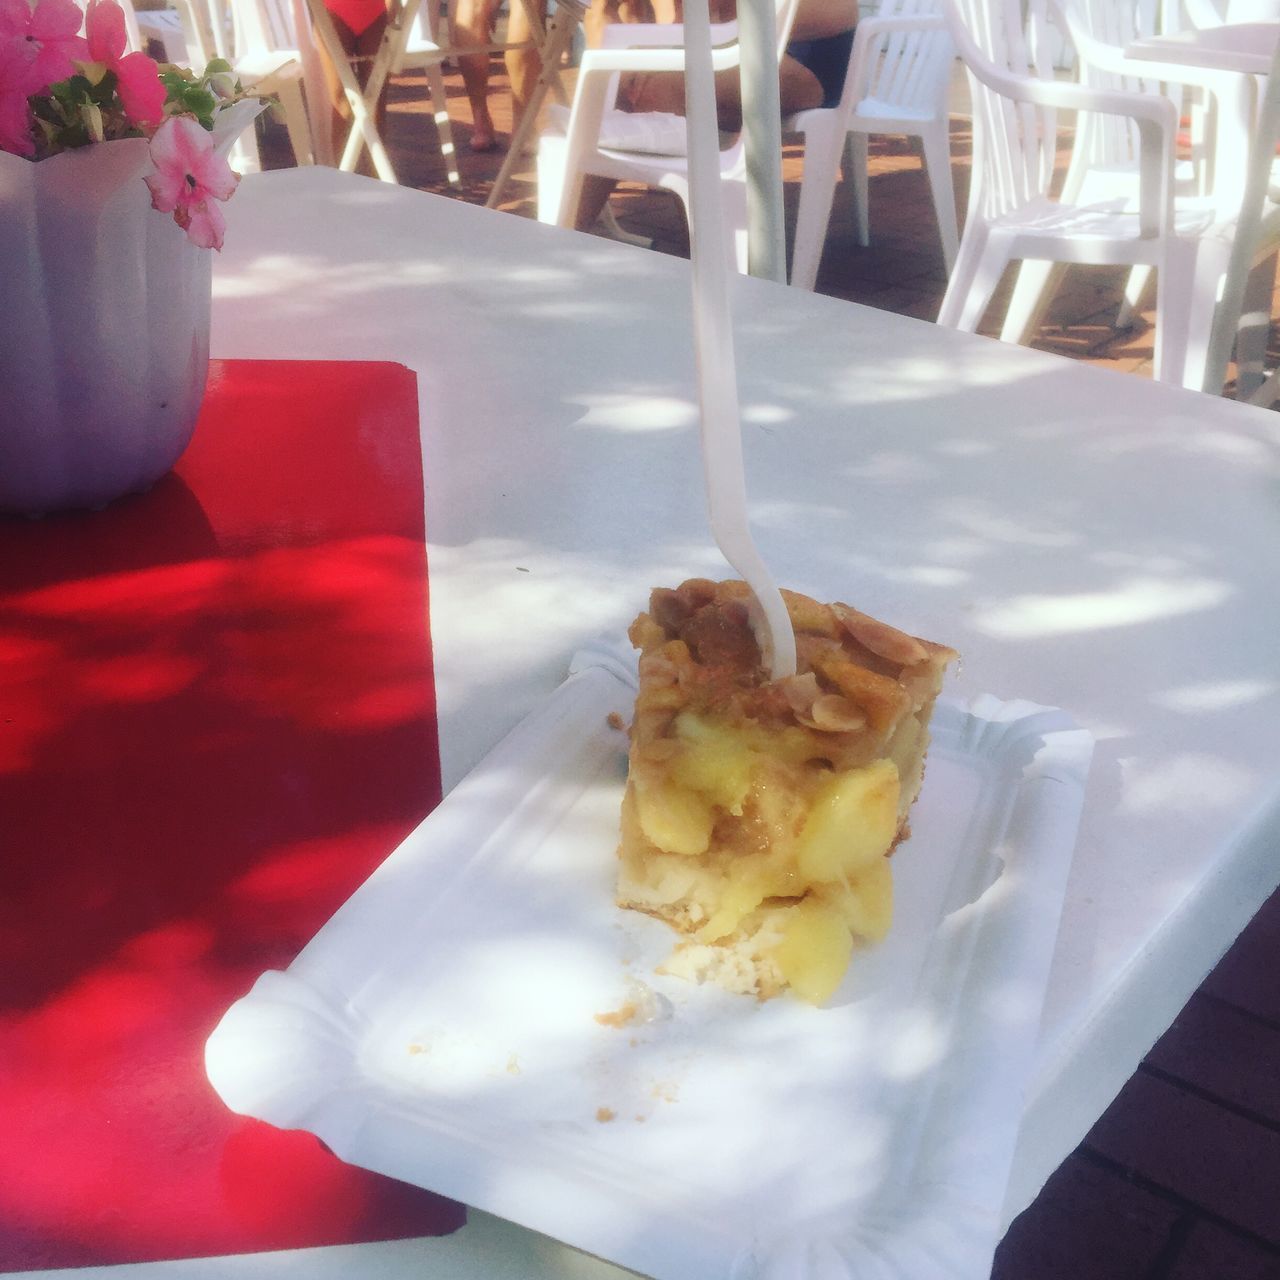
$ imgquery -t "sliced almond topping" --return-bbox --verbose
[833,603,928,668]
[780,589,841,637]
[779,672,822,719]
[803,694,867,733]
[814,655,910,731]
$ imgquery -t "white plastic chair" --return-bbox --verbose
[117,0,192,61]
[536,0,801,273]
[207,0,317,169]
[378,0,461,185]
[785,0,959,291]
[1203,37,1280,400]
[937,0,1276,388]
[999,0,1250,344]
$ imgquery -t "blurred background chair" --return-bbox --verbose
[217,0,319,169]
[365,0,461,185]
[1201,32,1280,400]
[535,0,801,273]
[785,0,958,291]
[936,0,1277,388]
[998,0,1250,345]
[117,0,192,61]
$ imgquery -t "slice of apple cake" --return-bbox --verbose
[618,578,957,1004]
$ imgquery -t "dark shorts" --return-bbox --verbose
[785,27,856,110]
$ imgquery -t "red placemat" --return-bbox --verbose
[0,360,465,1270]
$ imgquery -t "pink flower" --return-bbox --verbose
[83,0,125,62]
[145,114,238,250]
[0,0,88,95]
[0,85,32,155]
[113,48,164,124]
[84,0,165,126]
[0,37,32,154]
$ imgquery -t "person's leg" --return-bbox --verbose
[570,0,664,229]
[449,0,499,150]
[316,9,391,147]
[503,0,543,139]
[625,52,821,132]
[355,15,391,133]
[777,51,823,116]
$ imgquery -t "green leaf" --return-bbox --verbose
[91,69,119,105]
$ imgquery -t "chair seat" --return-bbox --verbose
[987,193,1218,246]
[852,96,938,124]
[545,104,689,156]
[233,49,302,80]
[785,1,959,287]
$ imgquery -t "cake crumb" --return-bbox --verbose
[505,1054,521,1075]
[408,1043,425,1055]
[606,711,626,731]
[595,1107,616,1123]
[594,979,673,1029]
[594,1001,638,1028]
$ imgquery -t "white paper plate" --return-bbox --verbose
[206,637,1093,1280]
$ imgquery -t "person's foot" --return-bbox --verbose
[469,114,499,153]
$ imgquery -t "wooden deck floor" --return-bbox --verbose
[260,56,1280,1279]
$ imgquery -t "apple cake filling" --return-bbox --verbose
[618,578,957,1004]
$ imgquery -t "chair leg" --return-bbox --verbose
[1234,252,1277,400]
[790,116,847,291]
[535,134,570,224]
[596,205,651,247]
[919,120,959,275]
[847,131,870,248]
[1152,244,1199,388]
[425,64,461,186]
[937,225,1005,333]
[1000,260,1065,346]
[274,76,313,168]
[1116,265,1153,329]
[230,129,263,176]
[720,177,750,274]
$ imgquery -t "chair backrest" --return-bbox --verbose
[942,0,1061,219]
[229,0,297,57]
[844,0,955,116]
[1053,0,1184,182]
[592,0,802,127]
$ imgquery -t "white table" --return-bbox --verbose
[28,167,1280,1280]
[1127,21,1280,75]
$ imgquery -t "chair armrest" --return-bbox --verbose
[578,39,742,74]
[949,9,1178,235]
[599,19,738,48]
[1049,1,1240,102]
